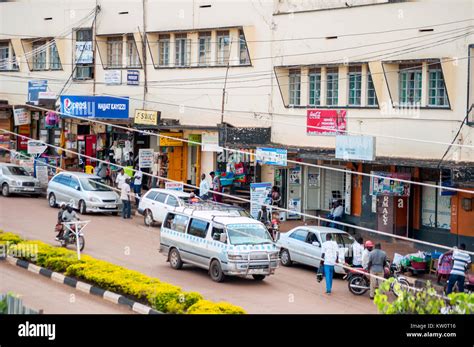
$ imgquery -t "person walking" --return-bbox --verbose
[368,243,387,299]
[133,165,143,206]
[209,171,222,203]
[199,173,210,200]
[320,234,339,295]
[120,177,132,219]
[446,244,471,294]
[115,168,127,189]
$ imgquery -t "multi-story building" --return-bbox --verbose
[0,0,472,248]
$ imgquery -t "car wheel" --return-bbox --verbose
[169,248,183,270]
[252,275,266,281]
[144,210,154,227]
[209,259,225,282]
[79,200,87,215]
[1,184,10,197]
[48,193,57,207]
[280,249,292,266]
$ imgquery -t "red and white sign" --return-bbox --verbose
[306,109,347,136]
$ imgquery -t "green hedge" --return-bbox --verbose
[0,231,245,314]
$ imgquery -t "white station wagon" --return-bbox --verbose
[138,189,193,226]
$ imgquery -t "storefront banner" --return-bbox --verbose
[27,140,48,155]
[34,157,49,187]
[105,70,121,85]
[138,148,153,169]
[188,134,202,146]
[165,182,184,192]
[250,182,272,219]
[13,108,30,126]
[159,132,183,147]
[28,80,48,105]
[60,96,129,119]
[75,41,93,64]
[256,147,287,166]
[127,70,140,86]
[201,133,222,152]
[370,171,411,197]
[336,135,375,161]
[134,109,158,125]
[307,109,347,136]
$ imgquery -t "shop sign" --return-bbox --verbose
[165,182,184,192]
[127,70,140,86]
[250,182,272,219]
[17,125,30,151]
[134,109,158,125]
[336,135,375,161]
[256,147,287,166]
[105,70,121,85]
[27,140,47,155]
[75,41,93,64]
[370,171,411,197]
[60,96,129,119]
[377,195,394,233]
[159,132,183,147]
[138,148,153,169]
[34,157,49,187]
[188,134,202,146]
[13,108,30,126]
[28,80,48,105]
[307,109,346,136]
[201,133,222,152]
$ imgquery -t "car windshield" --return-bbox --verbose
[226,223,273,245]
[80,178,112,191]
[5,166,30,176]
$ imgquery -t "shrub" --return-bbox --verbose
[187,300,246,314]
[0,231,23,245]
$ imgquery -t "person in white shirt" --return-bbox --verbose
[120,177,132,219]
[199,173,210,200]
[320,234,339,294]
[352,236,364,268]
[115,168,127,189]
[362,240,374,270]
[133,165,143,206]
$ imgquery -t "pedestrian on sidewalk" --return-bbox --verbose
[446,244,471,294]
[210,171,222,203]
[320,233,339,295]
[368,243,387,299]
[199,173,210,200]
[133,165,143,206]
[116,168,127,189]
[121,177,132,219]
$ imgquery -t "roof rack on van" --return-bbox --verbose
[211,214,245,221]
[181,201,242,213]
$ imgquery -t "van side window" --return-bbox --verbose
[188,219,209,238]
[211,225,225,242]
[166,213,188,233]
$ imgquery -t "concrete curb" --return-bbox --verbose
[5,255,161,315]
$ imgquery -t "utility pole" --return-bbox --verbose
[220,38,233,125]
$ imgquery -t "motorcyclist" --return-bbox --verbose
[55,203,67,241]
[362,240,374,270]
[61,205,80,241]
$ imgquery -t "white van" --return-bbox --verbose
[159,210,279,282]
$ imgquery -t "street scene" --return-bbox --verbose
[0,0,473,343]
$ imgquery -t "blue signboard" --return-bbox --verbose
[256,147,287,166]
[28,80,48,105]
[336,135,375,161]
[250,182,272,219]
[127,70,140,86]
[60,95,129,119]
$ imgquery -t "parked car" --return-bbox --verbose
[160,210,279,282]
[277,226,355,274]
[47,171,121,214]
[138,189,193,226]
[0,163,41,197]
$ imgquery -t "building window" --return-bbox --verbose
[421,184,451,230]
[348,66,361,106]
[428,64,448,107]
[158,34,170,67]
[239,30,250,65]
[289,70,301,106]
[198,32,211,66]
[0,41,18,71]
[32,41,47,70]
[175,34,189,67]
[106,36,123,68]
[74,29,93,80]
[367,73,378,106]
[308,69,321,106]
[126,35,140,68]
[399,64,422,106]
[326,67,339,106]
[49,43,61,70]
[216,31,230,65]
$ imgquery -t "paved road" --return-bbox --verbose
[0,261,133,314]
[0,196,377,314]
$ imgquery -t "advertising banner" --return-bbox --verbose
[28,80,48,105]
[27,140,48,155]
[138,148,153,169]
[127,70,140,86]
[250,182,272,219]
[75,41,93,64]
[307,109,346,136]
[256,147,287,166]
[165,182,184,192]
[370,171,411,197]
[134,109,158,125]
[60,96,129,119]
[13,108,30,126]
[336,135,375,161]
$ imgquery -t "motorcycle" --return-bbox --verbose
[345,261,411,297]
[55,223,85,251]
